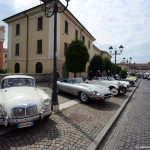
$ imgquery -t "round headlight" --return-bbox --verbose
[44,99,50,106]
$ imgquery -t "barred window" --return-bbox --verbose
[65,21,68,34]
[16,24,20,35]
[38,17,43,30]
[82,35,85,44]
[88,41,90,49]
[16,44,19,56]
[75,30,78,39]
[64,42,68,55]
[37,40,42,54]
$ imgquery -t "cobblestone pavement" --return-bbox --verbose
[0,82,139,150]
[98,79,150,150]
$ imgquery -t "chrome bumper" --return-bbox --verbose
[0,110,52,126]
[90,94,112,101]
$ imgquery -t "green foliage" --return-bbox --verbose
[89,54,104,75]
[0,68,7,74]
[103,57,112,72]
[111,62,115,74]
[119,70,127,78]
[65,39,89,77]
[116,66,122,74]
[131,72,135,76]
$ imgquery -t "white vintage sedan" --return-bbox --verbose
[0,75,52,128]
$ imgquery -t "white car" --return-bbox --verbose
[104,76,130,88]
[0,75,52,128]
[85,76,127,96]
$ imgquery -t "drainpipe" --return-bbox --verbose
[24,12,29,73]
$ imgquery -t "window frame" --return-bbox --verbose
[16,24,20,35]
[37,40,42,54]
[65,21,68,34]
[38,16,43,30]
[64,42,68,56]
[15,43,20,56]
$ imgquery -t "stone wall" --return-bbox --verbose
[0,73,53,82]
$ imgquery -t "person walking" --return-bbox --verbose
[102,70,107,76]
[98,70,102,77]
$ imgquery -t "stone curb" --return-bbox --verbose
[86,80,141,150]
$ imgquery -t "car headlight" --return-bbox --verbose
[44,99,51,106]
[43,99,51,110]
[116,82,120,86]
[92,90,100,95]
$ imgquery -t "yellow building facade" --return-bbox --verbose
[3,3,111,78]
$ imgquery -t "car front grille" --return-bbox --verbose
[12,105,38,118]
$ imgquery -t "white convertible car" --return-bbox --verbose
[85,77,127,96]
[0,75,52,128]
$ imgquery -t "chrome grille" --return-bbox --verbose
[12,105,38,118]
[12,107,25,117]
[26,105,38,115]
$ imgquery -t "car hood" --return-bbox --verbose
[1,87,39,103]
[78,83,110,93]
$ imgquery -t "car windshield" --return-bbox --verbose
[1,78,36,88]
[67,78,84,84]
[99,77,107,81]
[108,77,116,81]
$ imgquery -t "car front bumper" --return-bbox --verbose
[89,94,112,101]
[0,110,52,126]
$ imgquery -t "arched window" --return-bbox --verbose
[36,62,43,73]
[15,63,20,73]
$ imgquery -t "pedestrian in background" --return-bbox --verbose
[56,69,60,81]
[107,70,112,76]
[102,70,107,76]
[89,70,93,80]
[98,70,102,77]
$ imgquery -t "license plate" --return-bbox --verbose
[17,121,34,128]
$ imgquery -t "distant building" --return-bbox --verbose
[3,48,7,69]
[117,62,150,74]
[0,26,5,68]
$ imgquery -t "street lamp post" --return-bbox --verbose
[109,45,124,77]
[40,0,70,111]
[122,57,132,72]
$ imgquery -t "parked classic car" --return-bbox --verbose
[0,75,52,128]
[102,76,130,88]
[57,78,112,103]
[116,76,135,87]
[85,77,127,96]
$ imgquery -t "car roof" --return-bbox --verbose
[2,75,35,80]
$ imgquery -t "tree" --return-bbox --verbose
[65,39,89,77]
[103,57,112,72]
[89,54,104,75]
[119,70,127,78]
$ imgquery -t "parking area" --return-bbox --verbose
[0,81,140,150]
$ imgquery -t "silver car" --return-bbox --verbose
[57,78,112,103]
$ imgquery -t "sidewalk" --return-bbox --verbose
[0,80,141,150]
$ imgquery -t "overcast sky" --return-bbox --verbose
[0,0,150,64]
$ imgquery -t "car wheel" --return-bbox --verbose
[80,92,90,103]
[109,87,119,96]
[119,87,126,95]
[129,82,134,87]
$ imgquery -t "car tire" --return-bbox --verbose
[109,87,119,96]
[79,92,90,103]
[129,82,134,87]
[119,87,126,95]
